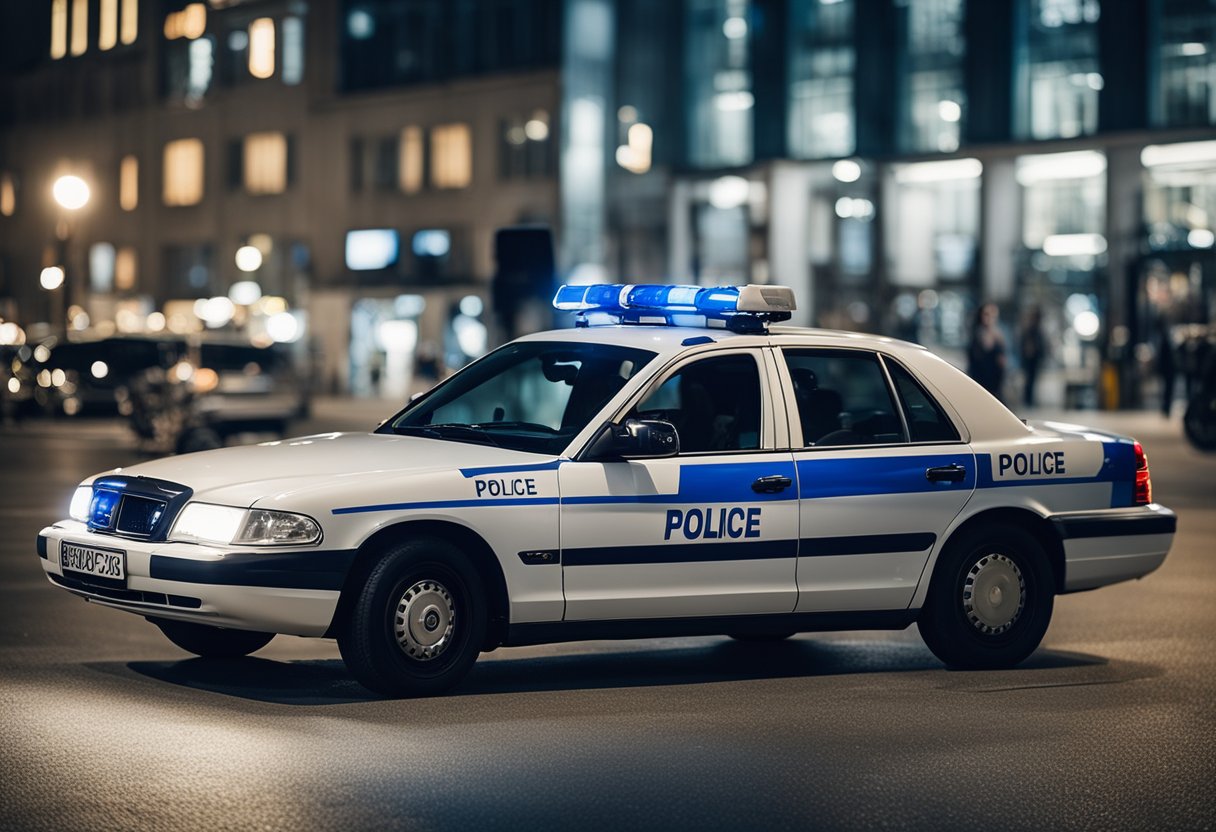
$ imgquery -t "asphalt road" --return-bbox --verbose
[1,406,1213,831]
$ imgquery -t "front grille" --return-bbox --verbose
[86,476,192,541]
[116,495,166,536]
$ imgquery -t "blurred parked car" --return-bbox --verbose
[27,336,186,417]
[124,339,309,454]
[1180,326,1216,452]
[1,344,40,420]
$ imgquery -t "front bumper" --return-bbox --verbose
[38,520,354,636]
[1050,504,1177,593]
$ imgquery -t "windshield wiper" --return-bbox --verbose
[472,420,562,434]
[390,423,501,447]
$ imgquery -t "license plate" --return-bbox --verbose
[60,541,127,584]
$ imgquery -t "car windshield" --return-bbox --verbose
[384,340,658,454]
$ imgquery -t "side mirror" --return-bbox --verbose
[587,418,680,460]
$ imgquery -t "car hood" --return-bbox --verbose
[101,432,556,506]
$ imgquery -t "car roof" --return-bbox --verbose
[515,324,930,361]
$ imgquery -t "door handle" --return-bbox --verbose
[926,464,967,483]
[752,475,793,493]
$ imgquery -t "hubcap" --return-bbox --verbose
[962,553,1026,635]
[393,580,455,661]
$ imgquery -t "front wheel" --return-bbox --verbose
[917,523,1054,670]
[337,537,487,697]
[151,618,275,658]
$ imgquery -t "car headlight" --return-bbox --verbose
[69,485,93,521]
[238,509,323,545]
[169,503,322,546]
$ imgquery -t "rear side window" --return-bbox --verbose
[783,349,905,447]
[885,360,961,443]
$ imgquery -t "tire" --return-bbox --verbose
[727,632,796,642]
[152,617,275,658]
[337,537,487,697]
[1183,392,1216,452]
[917,523,1054,670]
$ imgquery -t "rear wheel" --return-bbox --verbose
[917,523,1054,670]
[337,537,487,697]
[151,618,274,658]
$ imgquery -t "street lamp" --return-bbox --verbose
[52,175,90,211]
[39,266,65,291]
[47,174,90,333]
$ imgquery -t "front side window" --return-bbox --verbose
[632,354,762,454]
[784,349,903,447]
[388,341,656,455]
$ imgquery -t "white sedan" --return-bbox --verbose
[39,284,1176,696]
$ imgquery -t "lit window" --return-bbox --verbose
[119,155,138,211]
[115,246,138,291]
[243,132,288,195]
[282,16,304,85]
[399,127,423,194]
[51,0,67,59]
[345,229,399,271]
[120,0,138,45]
[163,138,205,206]
[99,0,118,50]
[90,243,117,292]
[1,173,15,217]
[164,3,205,40]
[248,18,275,79]
[70,0,88,56]
[430,123,472,190]
[187,37,214,100]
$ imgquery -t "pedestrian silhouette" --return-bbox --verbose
[968,302,1007,401]
[1020,305,1045,408]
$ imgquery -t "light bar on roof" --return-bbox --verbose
[553,283,795,332]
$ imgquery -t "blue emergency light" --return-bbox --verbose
[552,283,796,332]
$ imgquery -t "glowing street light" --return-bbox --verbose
[235,245,263,272]
[40,266,65,290]
[52,175,90,211]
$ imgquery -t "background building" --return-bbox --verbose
[1,0,1214,405]
[572,0,1216,407]
[0,0,560,395]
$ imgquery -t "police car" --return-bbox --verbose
[38,284,1176,697]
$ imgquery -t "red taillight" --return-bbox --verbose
[1134,440,1152,505]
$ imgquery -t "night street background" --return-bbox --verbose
[3,0,1216,827]
[1,408,1212,830]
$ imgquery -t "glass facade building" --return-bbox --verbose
[582,0,1216,407]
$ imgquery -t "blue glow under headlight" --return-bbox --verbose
[552,283,795,332]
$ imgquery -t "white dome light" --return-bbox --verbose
[229,280,263,305]
[40,266,65,290]
[1187,228,1215,249]
[199,296,236,328]
[831,159,862,183]
[235,245,263,272]
[708,176,750,210]
[266,311,301,343]
[1073,310,1100,339]
[52,175,90,210]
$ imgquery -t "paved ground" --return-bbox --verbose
[1,404,1213,830]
